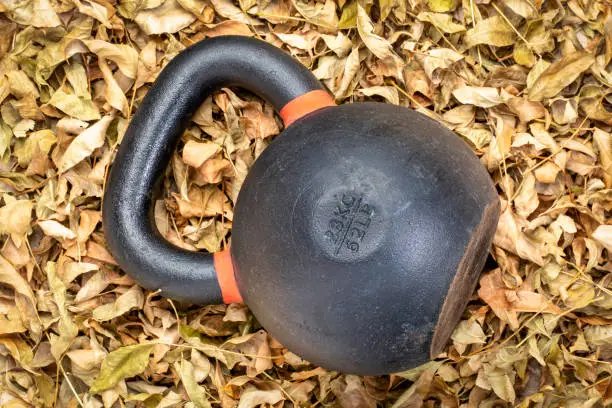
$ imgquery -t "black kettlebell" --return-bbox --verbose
[103,36,499,375]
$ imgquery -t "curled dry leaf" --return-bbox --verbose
[292,0,338,30]
[59,115,114,173]
[528,52,595,101]
[38,220,76,241]
[356,4,403,77]
[83,40,139,79]
[209,0,262,25]
[478,268,562,330]
[135,0,198,34]
[92,285,145,321]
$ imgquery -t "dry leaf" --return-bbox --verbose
[135,0,198,34]
[592,225,612,252]
[38,220,76,241]
[92,285,144,321]
[47,89,101,122]
[0,0,61,27]
[90,343,155,394]
[177,359,212,408]
[59,115,113,173]
[452,87,502,108]
[46,262,79,360]
[293,0,338,30]
[465,16,516,47]
[417,12,465,34]
[209,0,262,25]
[528,52,595,101]
[182,141,221,168]
[356,4,403,76]
[0,196,33,246]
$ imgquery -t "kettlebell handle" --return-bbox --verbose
[102,36,335,304]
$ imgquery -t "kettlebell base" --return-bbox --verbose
[431,199,499,358]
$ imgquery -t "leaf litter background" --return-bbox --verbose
[0,0,610,406]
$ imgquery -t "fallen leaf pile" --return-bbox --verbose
[0,0,610,406]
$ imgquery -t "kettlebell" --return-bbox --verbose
[103,36,500,375]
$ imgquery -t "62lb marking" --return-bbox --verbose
[324,193,373,255]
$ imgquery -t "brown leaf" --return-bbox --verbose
[182,140,221,168]
[527,52,595,101]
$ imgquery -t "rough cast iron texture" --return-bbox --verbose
[103,35,500,375]
[232,103,499,375]
[103,36,325,304]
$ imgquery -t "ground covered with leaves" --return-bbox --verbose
[0,0,610,406]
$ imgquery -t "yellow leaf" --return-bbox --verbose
[73,0,114,27]
[46,262,78,360]
[82,40,139,79]
[35,19,91,83]
[0,196,33,246]
[59,115,114,173]
[320,33,352,57]
[514,172,539,217]
[0,254,35,306]
[465,16,516,47]
[593,128,612,187]
[527,52,594,101]
[47,89,101,121]
[379,0,397,19]
[502,0,537,19]
[90,343,156,394]
[14,129,56,167]
[584,325,612,359]
[451,320,487,345]
[0,0,61,27]
[334,46,360,99]
[177,359,212,408]
[417,12,465,34]
[484,365,515,403]
[513,43,536,67]
[338,0,358,29]
[293,0,338,30]
[98,57,129,115]
[357,5,397,61]
[209,0,262,26]
[6,70,39,99]
[428,0,459,12]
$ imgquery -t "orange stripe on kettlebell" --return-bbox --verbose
[214,247,243,304]
[279,90,336,126]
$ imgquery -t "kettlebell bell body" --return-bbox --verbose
[103,36,500,375]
